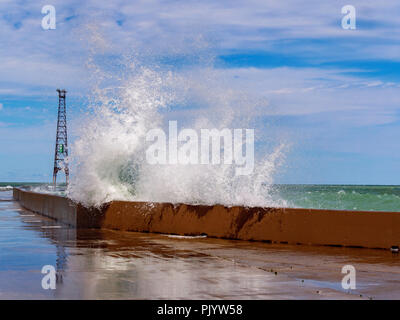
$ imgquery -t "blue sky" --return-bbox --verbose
[0,0,399,184]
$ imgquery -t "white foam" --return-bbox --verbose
[166,234,207,239]
[67,32,288,208]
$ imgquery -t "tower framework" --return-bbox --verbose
[52,89,69,186]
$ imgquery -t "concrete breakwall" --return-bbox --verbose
[13,188,400,249]
[13,188,77,227]
[12,188,102,228]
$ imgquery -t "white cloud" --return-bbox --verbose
[0,0,398,99]
[0,0,398,125]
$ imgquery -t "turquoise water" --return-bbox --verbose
[0,182,67,198]
[0,182,42,191]
[2,182,400,212]
[272,184,400,212]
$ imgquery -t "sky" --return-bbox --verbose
[0,0,399,184]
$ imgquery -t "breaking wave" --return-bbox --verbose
[67,30,288,208]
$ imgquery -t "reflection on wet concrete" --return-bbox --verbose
[0,190,399,299]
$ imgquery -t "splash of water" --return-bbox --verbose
[67,32,288,208]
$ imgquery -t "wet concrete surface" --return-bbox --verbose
[1,191,399,299]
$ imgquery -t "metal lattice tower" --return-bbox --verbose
[52,89,69,186]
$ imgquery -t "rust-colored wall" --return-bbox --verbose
[89,201,400,249]
[13,188,400,249]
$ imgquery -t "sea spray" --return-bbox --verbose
[67,31,288,208]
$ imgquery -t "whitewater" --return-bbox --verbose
[65,32,288,208]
